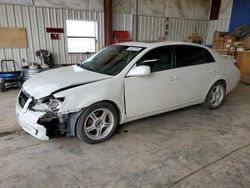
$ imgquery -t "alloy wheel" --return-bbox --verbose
[83,108,115,140]
[209,85,224,107]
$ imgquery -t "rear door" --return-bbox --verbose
[173,45,216,104]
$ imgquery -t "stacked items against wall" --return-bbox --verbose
[187,34,202,44]
[214,25,250,84]
[212,31,228,50]
[243,37,250,50]
[223,35,237,50]
[213,26,250,52]
[212,31,237,57]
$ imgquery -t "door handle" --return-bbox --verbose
[209,69,215,74]
[170,76,179,81]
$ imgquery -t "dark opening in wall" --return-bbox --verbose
[210,0,222,20]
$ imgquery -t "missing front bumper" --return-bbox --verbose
[16,102,69,140]
[16,92,82,140]
[16,108,50,140]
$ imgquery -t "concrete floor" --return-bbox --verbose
[0,83,250,188]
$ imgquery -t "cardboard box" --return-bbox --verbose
[223,43,230,49]
[223,36,236,50]
[236,51,250,74]
[217,42,224,49]
[212,31,232,50]
[187,35,202,44]
[243,37,250,49]
[213,42,224,49]
[212,37,224,49]
[213,31,228,39]
[213,37,223,44]
[224,35,236,43]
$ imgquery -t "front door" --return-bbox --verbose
[124,46,179,118]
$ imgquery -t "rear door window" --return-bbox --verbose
[174,45,206,68]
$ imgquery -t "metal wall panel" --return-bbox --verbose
[113,13,133,36]
[168,17,208,43]
[133,15,166,42]
[0,4,105,70]
[206,19,229,45]
[131,15,208,43]
[0,3,224,71]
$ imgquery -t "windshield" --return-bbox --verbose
[79,45,145,76]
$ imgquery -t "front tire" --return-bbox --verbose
[204,82,226,109]
[76,102,118,144]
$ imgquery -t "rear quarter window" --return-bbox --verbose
[203,49,215,63]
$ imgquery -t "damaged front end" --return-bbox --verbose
[17,90,80,140]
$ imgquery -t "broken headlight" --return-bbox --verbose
[30,96,65,112]
[47,97,65,111]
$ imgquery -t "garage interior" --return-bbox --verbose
[0,0,250,187]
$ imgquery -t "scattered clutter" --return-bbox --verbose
[232,25,250,41]
[212,25,250,52]
[22,49,55,82]
[243,36,250,50]
[0,59,22,92]
[212,25,250,84]
[0,49,55,91]
[35,49,54,69]
[212,31,236,52]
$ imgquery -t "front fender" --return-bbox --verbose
[54,78,126,122]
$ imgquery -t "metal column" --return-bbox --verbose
[104,0,112,46]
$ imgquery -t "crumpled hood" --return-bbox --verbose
[23,65,112,99]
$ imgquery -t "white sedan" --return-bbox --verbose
[16,42,240,144]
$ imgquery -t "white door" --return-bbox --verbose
[124,46,180,118]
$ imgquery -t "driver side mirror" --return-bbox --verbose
[127,65,151,77]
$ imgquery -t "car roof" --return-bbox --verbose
[115,41,209,49]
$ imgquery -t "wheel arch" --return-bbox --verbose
[67,99,123,137]
[203,78,227,102]
[216,79,227,90]
[101,100,122,124]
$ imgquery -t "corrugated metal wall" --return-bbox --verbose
[113,13,133,36]
[168,17,208,43]
[0,4,104,70]
[131,15,208,43]
[206,19,230,45]
[134,15,166,42]
[0,3,229,71]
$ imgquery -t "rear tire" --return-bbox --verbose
[204,82,225,110]
[76,102,118,144]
